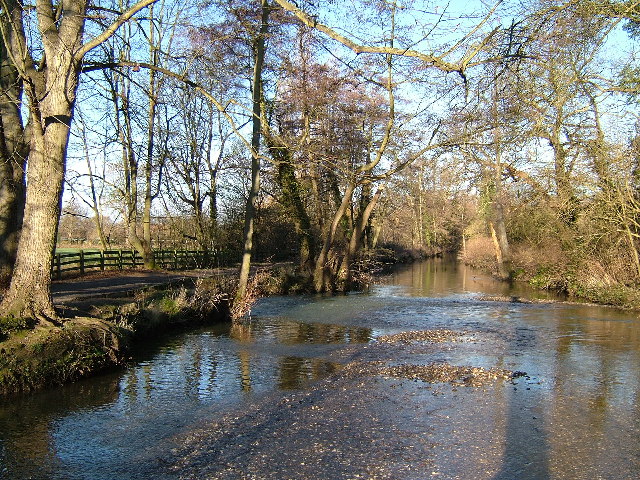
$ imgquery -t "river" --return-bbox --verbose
[1,258,639,479]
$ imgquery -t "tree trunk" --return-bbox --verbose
[489,200,511,280]
[0,0,161,323]
[236,0,270,305]
[1,140,65,321]
[0,8,27,283]
[0,118,26,283]
[1,79,76,320]
[549,130,576,224]
[264,130,315,273]
[277,157,315,272]
[142,10,158,269]
[338,185,383,288]
[0,2,83,321]
[313,181,355,292]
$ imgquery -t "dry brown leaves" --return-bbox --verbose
[343,360,518,387]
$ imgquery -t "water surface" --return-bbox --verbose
[1,259,639,479]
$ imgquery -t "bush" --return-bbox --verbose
[459,236,496,271]
[511,242,571,291]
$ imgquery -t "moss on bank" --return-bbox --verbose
[0,319,126,395]
[0,277,233,396]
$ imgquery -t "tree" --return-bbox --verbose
[162,87,231,250]
[0,0,157,322]
[0,0,27,283]
[58,198,92,245]
[235,0,271,303]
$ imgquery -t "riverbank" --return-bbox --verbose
[0,262,318,396]
[0,273,236,396]
[459,239,640,311]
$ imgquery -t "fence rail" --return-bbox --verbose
[51,249,232,280]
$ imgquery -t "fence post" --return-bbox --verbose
[79,250,85,275]
[174,250,178,270]
[100,250,105,271]
[118,250,123,270]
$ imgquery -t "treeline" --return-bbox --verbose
[1,0,639,323]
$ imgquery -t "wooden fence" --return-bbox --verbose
[51,249,232,280]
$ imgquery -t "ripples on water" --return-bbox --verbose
[1,259,639,479]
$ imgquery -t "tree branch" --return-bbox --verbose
[75,0,157,59]
[271,0,467,73]
[83,60,267,161]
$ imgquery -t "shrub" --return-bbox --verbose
[459,236,496,271]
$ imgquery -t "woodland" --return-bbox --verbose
[1,0,640,325]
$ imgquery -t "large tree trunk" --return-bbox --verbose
[1,48,81,321]
[0,116,26,284]
[1,139,66,321]
[141,13,158,269]
[0,0,158,323]
[549,126,576,224]
[0,5,27,283]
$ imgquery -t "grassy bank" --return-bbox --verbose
[0,277,233,396]
[461,236,640,310]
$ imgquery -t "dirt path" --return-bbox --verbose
[51,269,231,304]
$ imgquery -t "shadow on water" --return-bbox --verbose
[491,388,551,479]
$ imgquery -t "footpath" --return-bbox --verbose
[51,270,207,303]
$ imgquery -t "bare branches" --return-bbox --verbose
[271,0,501,74]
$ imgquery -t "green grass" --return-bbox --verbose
[55,248,102,254]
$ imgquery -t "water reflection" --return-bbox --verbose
[0,374,121,479]
[278,356,339,390]
[272,320,373,345]
[389,257,565,301]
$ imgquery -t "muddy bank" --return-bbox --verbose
[0,277,232,396]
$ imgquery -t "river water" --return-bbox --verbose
[1,259,640,479]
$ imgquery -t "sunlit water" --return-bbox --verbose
[1,259,640,479]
